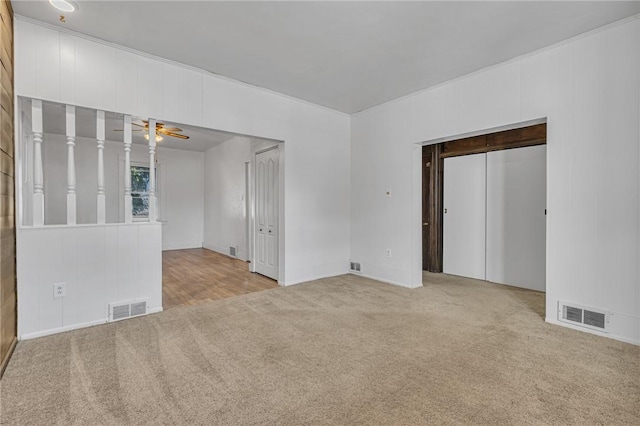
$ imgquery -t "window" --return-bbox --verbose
[131,165,157,219]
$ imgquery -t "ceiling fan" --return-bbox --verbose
[115,120,190,141]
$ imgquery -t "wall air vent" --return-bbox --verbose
[230,246,237,257]
[350,262,361,273]
[111,304,130,321]
[109,299,148,322]
[558,301,609,332]
[130,301,147,317]
[563,305,582,323]
[583,310,606,329]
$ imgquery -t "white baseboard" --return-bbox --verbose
[162,241,203,251]
[19,307,164,341]
[545,318,639,346]
[283,261,349,286]
[20,318,108,340]
[148,306,164,315]
[354,272,423,289]
[350,262,422,289]
[202,242,247,261]
[545,303,639,346]
[283,260,422,289]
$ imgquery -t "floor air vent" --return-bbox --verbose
[230,246,237,257]
[109,300,148,322]
[350,262,361,273]
[558,301,609,332]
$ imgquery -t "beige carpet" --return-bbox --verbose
[1,273,638,425]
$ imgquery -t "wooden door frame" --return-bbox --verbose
[421,121,547,273]
[422,144,443,272]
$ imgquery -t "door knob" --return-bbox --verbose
[268,230,272,233]
[423,222,428,226]
[259,228,263,232]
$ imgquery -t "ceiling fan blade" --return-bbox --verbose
[113,129,143,131]
[132,122,147,128]
[163,132,190,139]
[158,128,176,135]
[162,127,183,132]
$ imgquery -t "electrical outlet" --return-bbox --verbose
[385,249,391,258]
[53,283,65,298]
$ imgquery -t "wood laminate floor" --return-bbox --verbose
[162,248,278,310]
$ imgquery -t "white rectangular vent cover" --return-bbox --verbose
[350,262,361,273]
[229,246,237,257]
[558,301,609,332]
[109,299,148,322]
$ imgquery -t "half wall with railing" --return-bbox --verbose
[16,98,163,339]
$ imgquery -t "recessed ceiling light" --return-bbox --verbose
[49,0,79,13]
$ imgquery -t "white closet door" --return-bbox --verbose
[255,147,279,280]
[443,153,486,280]
[486,145,546,291]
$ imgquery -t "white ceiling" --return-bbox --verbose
[38,101,237,152]
[13,1,640,114]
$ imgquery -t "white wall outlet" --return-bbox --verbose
[53,283,66,298]
[385,249,391,258]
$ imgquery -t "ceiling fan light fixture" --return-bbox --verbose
[49,0,78,13]
[144,133,164,143]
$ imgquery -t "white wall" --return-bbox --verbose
[155,147,204,251]
[17,223,162,339]
[203,136,251,260]
[39,134,204,250]
[351,17,640,344]
[15,17,351,286]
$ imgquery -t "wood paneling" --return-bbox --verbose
[422,144,443,272]
[163,248,278,310]
[0,0,14,377]
[441,123,546,158]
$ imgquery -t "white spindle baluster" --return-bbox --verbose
[96,110,106,224]
[66,105,76,225]
[32,100,44,226]
[148,118,157,223]
[124,115,133,223]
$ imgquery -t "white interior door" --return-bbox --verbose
[443,153,486,280]
[254,147,279,280]
[486,145,546,291]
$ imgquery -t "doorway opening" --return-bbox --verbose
[422,121,547,293]
[156,122,284,309]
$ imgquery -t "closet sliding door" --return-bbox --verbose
[486,145,547,291]
[443,153,486,280]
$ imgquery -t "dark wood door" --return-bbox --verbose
[422,148,431,270]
